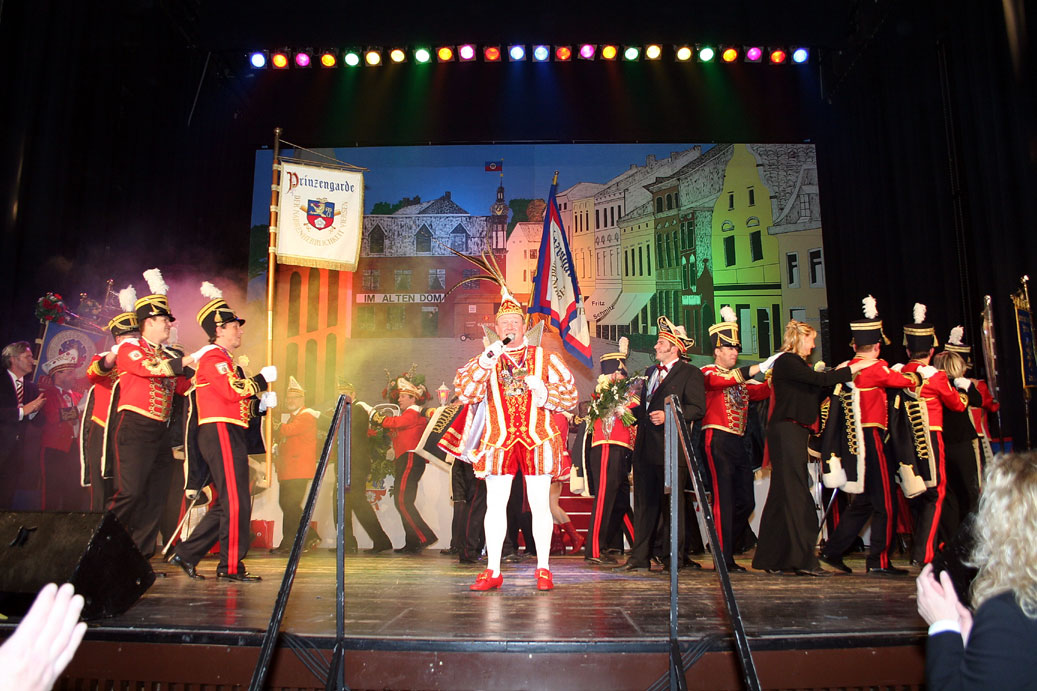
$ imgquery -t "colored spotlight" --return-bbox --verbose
[414,47,431,64]
[697,45,715,62]
[294,50,311,68]
[389,48,406,63]
[792,47,809,63]
[365,49,381,66]
[769,48,787,64]
[319,50,337,68]
[578,44,596,60]
[675,45,692,62]
[745,46,763,63]
[458,44,476,62]
[601,45,618,60]
[509,45,526,61]
[721,47,739,62]
[249,51,267,69]
[623,46,640,61]
[532,45,549,62]
[645,44,662,60]
[343,51,361,67]
[554,45,572,61]
[271,51,289,69]
[484,46,501,62]
[437,46,455,62]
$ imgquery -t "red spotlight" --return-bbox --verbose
[484,46,501,62]
[555,45,572,61]
[769,48,787,64]
[271,51,289,69]
[319,50,337,68]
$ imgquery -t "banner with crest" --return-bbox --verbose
[276,160,364,271]
[32,322,107,386]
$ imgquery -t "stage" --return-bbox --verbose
[41,549,928,690]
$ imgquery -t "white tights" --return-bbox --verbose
[484,473,553,576]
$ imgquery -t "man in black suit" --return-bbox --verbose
[619,317,706,571]
[1,341,47,509]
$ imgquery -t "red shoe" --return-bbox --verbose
[469,569,503,591]
[535,568,554,591]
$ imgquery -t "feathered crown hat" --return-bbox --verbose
[42,349,79,376]
[134,268,176,323]
[600,336,629,375]
[708,305,741,349]
[196,281,245,338]
[107,285,140,337]
[944,325,972,366]
[850,295,890,347]
[903,302,939,351]
[658,315,694,355]
[382,364,429,405]
[438,242,526,324]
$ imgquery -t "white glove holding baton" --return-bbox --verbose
[258,391,277,412]
[259,365,277,383]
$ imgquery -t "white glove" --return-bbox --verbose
[891,363,904,372]
[524,375,549,407]
[758,351,782,374]
[918,365,939,379]
[111,338,138,355]
[478,340,506,368]
[259,365,277,383]
[258,391,277,412]
[355,401,373,415]
[954,377,972,391]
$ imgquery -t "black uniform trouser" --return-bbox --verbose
[586,443,629,558]
[345,447,389,550]
[823,428,898,569]
[459,467,487,561]
[394,452,436,549]
[278,478,311,549]
[941,438,981,545]
[448,460,473,551]
[911,432,947,564]
[85,421,114,513]
[608,471,634,552]
[703,429,756,566]
[176,422,252,575]
[111,410,175,558]
[629,462,685,566]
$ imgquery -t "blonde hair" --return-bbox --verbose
[780,320,817,359]
[968,451,1037,618]
[933,350,966,379]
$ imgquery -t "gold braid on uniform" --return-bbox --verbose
[838,389,860,458]
[904,398,932,465]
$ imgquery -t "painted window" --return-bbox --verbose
[786,252,800,288]
[749,231,763,262]
[724,236,736,267]
[369,225,385,254]
[415,225,433,253]
[809,248,825,287]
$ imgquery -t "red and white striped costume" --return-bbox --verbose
[454,344,577,477]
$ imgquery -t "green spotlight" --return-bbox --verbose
[623,46,640,61]
[414,47,432,63]
[343,50,361,67]
[697,45,715,62]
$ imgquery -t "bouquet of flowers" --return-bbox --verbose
[35,292,70,324]
[587,374,645,436]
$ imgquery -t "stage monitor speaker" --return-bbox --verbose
[0,511,155,620]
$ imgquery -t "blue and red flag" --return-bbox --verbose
[528,181,593,368]
[484,160,503,172]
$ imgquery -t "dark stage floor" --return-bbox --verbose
[88,548,926,651]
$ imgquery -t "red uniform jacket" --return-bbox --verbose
[86,353,118,426]
[40,385,83,452]
[381,406,428,458]
[846,357,918,429]
[701,364,770,436]
[902,361,968,431]
[590,396,639,449]
[970,380,999,437]
[116,338,191,422]
[275,408,319,481]
[193,346,266,428]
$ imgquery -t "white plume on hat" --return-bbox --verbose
[948,325,965,346]
[200,281,223,300]
[720,305,737,323]
[913,303,927,324]
[618,336,629,356]
[143,268,169,296]
[118,285,137,313]
[862,295,878,319]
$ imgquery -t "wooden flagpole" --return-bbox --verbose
[264,128,282,487]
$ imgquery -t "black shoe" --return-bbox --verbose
[440,547,459,555]
[819,553,853,574]
[365,543,393,554]
[795,568,833,577]
[458,556,481,564]
[764,568,795,575]
[682,558,702,570]
[395,544,422,554]
[168,553,205,580]
[217,570,262,582]
[725,562,748,573]
[585,554,618,565]
[616,559,650,571]
[867,565,909,577]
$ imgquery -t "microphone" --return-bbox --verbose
[501,336,512,346]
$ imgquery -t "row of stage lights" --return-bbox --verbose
[248,44,810,69]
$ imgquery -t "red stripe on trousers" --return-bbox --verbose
[872,428,893,568]
[216,423,240,574]
[399,453,427,543]
[591,445,610,558]
[703,430,724,552]
[924,437,947,564]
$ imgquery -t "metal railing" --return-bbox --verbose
[662,394,760,691]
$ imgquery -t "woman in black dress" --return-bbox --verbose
[752,320,876,576]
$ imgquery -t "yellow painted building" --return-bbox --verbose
[711,145,782,358]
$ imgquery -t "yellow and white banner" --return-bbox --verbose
[277,160,364,271]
